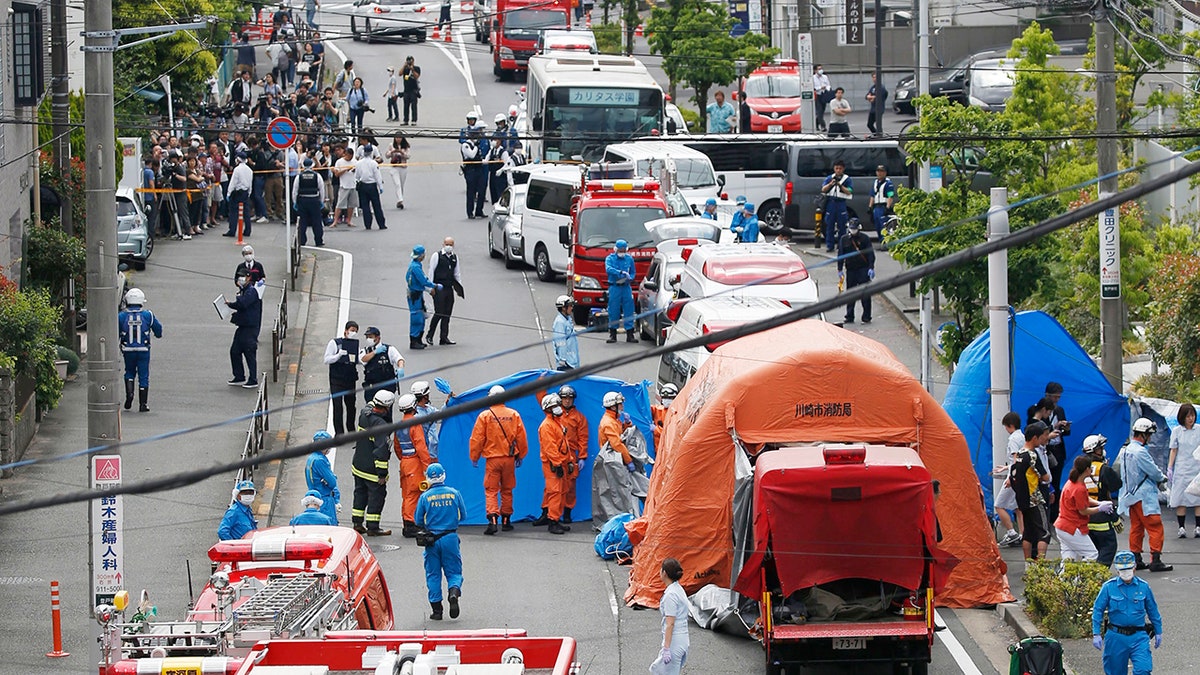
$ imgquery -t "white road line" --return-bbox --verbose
[934,610,986,675]
[305,245,354,469]
[605,569,619,617]
[323,30,349,64]
[457,30,476,99]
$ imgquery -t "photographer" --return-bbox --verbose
[401,56,421,125]
[159,149,191,238]
[346,77,370,133]
[254,94,280,125]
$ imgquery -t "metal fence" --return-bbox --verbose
[235,379,270,486]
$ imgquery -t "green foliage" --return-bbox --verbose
[592,23,623,55]
[1023,559,1113,639]
[37,92,87,161]
[38,153,87,230]
[25,221,86,293]
[1146,253,1200,387]
[676,105,700,133]
[0,287,65,412]
[1087,2,1186,129]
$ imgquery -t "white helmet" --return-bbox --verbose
[372,390,396,408]
[489,384,505,396]
[397,393,418,412]
[603,391,624,408]
[1083,434,1107,454]
[410,381,431,397]
[1132,417,1158,435]
[541,393,562,411]
[466,110,478,120]
[124,288,146,306]
[555,295,574,308]
[660,383,679,399]
[494,113,507,124]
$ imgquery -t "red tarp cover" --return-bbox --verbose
[733,446,940,597]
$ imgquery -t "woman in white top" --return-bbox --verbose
[386,134,411,209]
[651,558,689,675]
[1168,402,1200,537]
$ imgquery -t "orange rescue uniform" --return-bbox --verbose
[394,413,432,523]
[469,404,529,516]
[539,414,572,520]
[560,406,589,509]
[650,404,668,450]
[598,409,632,465]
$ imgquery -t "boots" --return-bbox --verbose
[123,380,135,410]
[532,507,551,526]
[1135,553,1150,570]
[430,601,444,620]
[409,336,426,350]
[626,332,638,343]
[607,329,617,343]
[501,515,514,531]
[484,514,498,535]
[1149,552,1174,572]
[548,520,567,535]
[402,520,418,538]
[562,507,572,524]
[448,586,461,619]
[138,387,150,412]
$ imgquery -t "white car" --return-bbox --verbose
[350,0,429,42]
[538,29,597,54]
[676,243,819,309]
[657,295,792,389]
[488,183,527,270]
[636,218,724,344]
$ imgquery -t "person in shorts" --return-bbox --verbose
[992,411,1024,547]
[1011,421,1053,561]
[332,146,358,226]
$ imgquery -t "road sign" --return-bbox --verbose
[1099,193,1120,299]
[91,455,123,608]
[267,116,297,150]
[840,0,864,46]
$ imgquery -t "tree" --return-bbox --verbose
[646,0,700,100]
[1146,254,1200,398]
[661,5,775,126]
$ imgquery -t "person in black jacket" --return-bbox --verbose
[324,321,361,435]
[351,390,395,536]
[226,270,264,388]
[837,218,876,324]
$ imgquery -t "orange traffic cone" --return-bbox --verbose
[432,25,441,40]
[444,27,452,42]
[634,23,643,38]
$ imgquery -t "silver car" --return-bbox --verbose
[488,183,527,270]
[116,187,153,270]
[350,0,429,42]
[636,217,723,344]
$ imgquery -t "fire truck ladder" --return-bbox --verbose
[231,574,346,638]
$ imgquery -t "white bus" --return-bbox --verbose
[526,54,666,163]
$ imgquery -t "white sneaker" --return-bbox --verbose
[1179,526,1187,538]
[1195,526,1200,539]
[254,216,268,223]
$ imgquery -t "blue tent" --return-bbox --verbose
[436,370,655,525]
[943,310,1129,513]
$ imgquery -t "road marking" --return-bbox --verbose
[323,30,349,66]
[312,246,354,469]
[934,610,986,675]
[605,568,619,617]
[521,268,554,366]
[433,34,476,103]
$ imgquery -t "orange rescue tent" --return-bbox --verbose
[624,320,1012,609]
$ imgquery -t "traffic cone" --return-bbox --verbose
[445,26,452,42]
[634,23,643,38]
[236,203,246,246]
[432,25,441,40]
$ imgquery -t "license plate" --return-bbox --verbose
[832,638,866,650]
[767,124,783,133]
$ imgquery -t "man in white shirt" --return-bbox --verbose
[354,143,386,230]
[385,66,400,122]
[333,147,358,227]
[426,237,464,345]
[224,154,255,237]
[828,87,852,138]
[812,65,831,131]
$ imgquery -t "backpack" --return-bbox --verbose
[1008,636,1063,675]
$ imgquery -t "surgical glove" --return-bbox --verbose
[375,344,386,355]
[435,377,453,395]
[626,462,636,473]
[1097,501,1114,514]
[396,368,405,378]
[336,503,343,514]
[660,649,672,664]
[868,268,875,280]
[436,283,443,291]
[1167,468,1174,482]
[1155,634,1162,649]
[1092,635,1103,650]
[621,412,631,425]
[337,349,348,357]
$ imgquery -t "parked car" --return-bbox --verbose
[537,28,596,54]
[488,183,528,270]
[350,0,428,42]
[636,217,723,343]
[676,242,819,310]
[892,49,1006,115]
[656,295,791,389]
[116,187,153,270]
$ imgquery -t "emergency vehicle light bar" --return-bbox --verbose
[585,179,660,193]
[823,446,867,465]
[208,538,334,563]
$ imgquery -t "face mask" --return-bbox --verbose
[662,398,673,408]
[617,252,627,258]
[239,494,255,506]
[243,255,254,263]
[551,406,563,416]
[236,276,249,288]
[347,331,358,340]
[817,68,823,74]
[443,245,454,254]
[1118,570,1134,582]
[365,337,377,347]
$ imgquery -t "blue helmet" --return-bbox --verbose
[615,239,628,250]
[412,245,426,258]
[313,430,333,442]
[705,198,717,206]
[1113,550,1137,571]
[743,202,756,213]
[425,463,446,485]
[235,479,255,493]
[735,195,747,205]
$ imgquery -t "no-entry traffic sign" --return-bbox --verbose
[267,116,297,149]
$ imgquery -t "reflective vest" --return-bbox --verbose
[297,170,320,199]
[362,344,396,385]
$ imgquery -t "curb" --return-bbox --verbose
[995,602,1080,674]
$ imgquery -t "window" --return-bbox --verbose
[12,3,45,106]
[794,144,907,178]
[526,180,575,216]
[686,141,787,173]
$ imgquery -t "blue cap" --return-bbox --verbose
[304,489,322,499]
[313,430,332,442]
[615,239,628,250]
[235,480,255,493]
[364,326,381,336]
[426,462,446,485]
[412,245,425,257]
[302,157,314,168]
[735,195,747,204]
[705,198,717,206]
[1113,550,1136,571]
[743,202,755,213]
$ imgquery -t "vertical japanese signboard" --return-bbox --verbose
[842,0,864,46]
[91,455,123,608]
[1099,193,1120,299]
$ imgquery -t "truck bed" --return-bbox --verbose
[772,619,929,640]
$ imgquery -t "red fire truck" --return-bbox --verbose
[491,0,571,80]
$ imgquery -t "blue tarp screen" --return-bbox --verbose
[942,311,1129,513]
[436,370,654,525]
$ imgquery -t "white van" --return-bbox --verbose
[602,141,724,211]
[658,296,792,389]
[512,164,582,281]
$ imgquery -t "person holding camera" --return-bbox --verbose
[346,77,370,133]
[401,56,421,125]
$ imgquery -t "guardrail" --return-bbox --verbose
[272,284,289,383]
[290,233,301,291]
[235,378,270,486]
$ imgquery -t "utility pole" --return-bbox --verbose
[916,0,933,391]
[987,188,1010,516]
[1095,2,1122,392]
[873,0,883,135]
[51,0,76,348]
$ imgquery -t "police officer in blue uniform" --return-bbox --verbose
[604,239,637,344]
[411,381,441,461]
[306,429,341,522]
[118,288,163,412]
[459,117,488,219]
[415,462,466,621]
[293,157,326,247]
[700,198,718,220]
[821,159,853,252]
[218,480,259,540]
[226,270,263,388]
[351,390,395,536]
[733,203,760,243]
[290,490,337,526]
[406,245,441,350]
[868,164,895,242]
[360,326,404,408]
[1092,550,1163,675]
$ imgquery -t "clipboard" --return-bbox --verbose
[213,294,233,322]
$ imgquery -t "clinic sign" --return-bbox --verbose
[91,455,124,608]
[1098,193,1120,299]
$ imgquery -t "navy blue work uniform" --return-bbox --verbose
[415,483,466,603]
[227,280,263,386]
[294,168,325,246]
[837,228,875,323]
[870,176,895,240]
[118,304,163,388]
[218,501,257,540]
[460,133,487,218]
[822,173,852,251]
[605,251,636,332]
[407,258,438,342]
[306,449,342,521]
[1092,575,1162,675]
[351,405,392,532]
[486,143,507,204]
[328,336,359,435]
[361,342,399,407]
